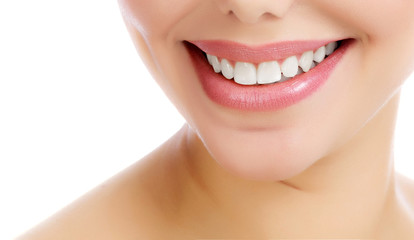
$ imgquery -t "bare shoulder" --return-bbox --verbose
[390,173,414,239]
[17,134,186,240]
[397,172,414,202]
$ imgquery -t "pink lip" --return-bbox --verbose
[190,40,337,63]
[185,39,354,111]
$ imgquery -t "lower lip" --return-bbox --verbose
[185,40,354,111]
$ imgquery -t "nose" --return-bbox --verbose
[214,0,296,24]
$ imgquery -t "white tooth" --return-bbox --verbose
[210,55,221,73]
[280,75,291,82]
[325,42,337,55]
[299,51,314,72]
[313,46,326,63]
[234,62,257,85]
[309,61,316,70]
[257,61,281,84]
[207,54,213,65]
[281,56,299,78]
[220,59,234,79]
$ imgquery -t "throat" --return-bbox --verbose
[175,95,398,237]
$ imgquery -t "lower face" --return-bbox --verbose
[119,0,414,180]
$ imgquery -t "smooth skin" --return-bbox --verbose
[19,0,414,239]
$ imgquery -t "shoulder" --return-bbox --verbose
[396,173,414,204]
[17,139,185,240]
[397,174,414,200]
[389,173,414,238]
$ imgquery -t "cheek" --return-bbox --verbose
[118,0,200,38]
[317,0,414,88]
[118,0,169,35]
[117,0,203,113]
[316,0,414,39]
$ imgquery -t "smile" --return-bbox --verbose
[185,39,354,111]
[201,41,339,85]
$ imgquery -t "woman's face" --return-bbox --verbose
[118,0,414,180]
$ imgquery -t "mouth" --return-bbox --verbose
[185,38,354,111]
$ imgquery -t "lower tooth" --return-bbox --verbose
[310,61,316,70]
[280,75,291,82]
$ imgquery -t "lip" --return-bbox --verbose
[189,39,338,63]
[185,39,354,111]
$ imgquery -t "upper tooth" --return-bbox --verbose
[234,62,257,85]
[299,51,314,72]
[313,46,326,63]
[325,42,337,55]
[281,56,299,77]
[210,55,221,73]
[257,61,281,84]
[221,59,234,79]
[207,42,335,85]
[207,54,213,65]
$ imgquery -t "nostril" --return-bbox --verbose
[213,0,296,24]
[261,12,279,21]
[230,9,268,24]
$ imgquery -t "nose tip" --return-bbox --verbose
[215,0,296,24]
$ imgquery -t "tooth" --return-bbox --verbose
[281,56,299,78]
[207,54,213,65]
[309,61,316,70]
[280,75,292,82]
[325,42,337,55]
[299,51,314,72]
[313,46,326,63]
[220,59,234,79]
[257,61,281,84]
[210,55,221,73]
[234,62,257,85]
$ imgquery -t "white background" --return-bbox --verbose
[0,1,413,239]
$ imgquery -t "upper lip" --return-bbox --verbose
[188,39,342,63]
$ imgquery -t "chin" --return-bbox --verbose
[199,126,321,181]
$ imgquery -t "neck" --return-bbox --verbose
[178,93,400,238]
